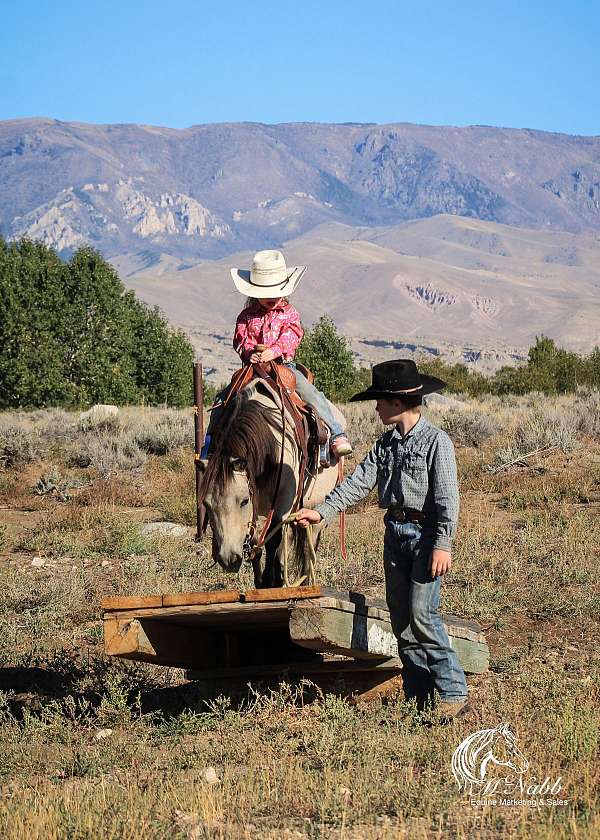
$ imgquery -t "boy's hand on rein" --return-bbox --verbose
[295,508,323,528]
[249,352,261,363]
[430,549,452,578]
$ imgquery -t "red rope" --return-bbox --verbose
[337,457,348,563]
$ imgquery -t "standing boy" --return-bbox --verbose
[296,360,468,718]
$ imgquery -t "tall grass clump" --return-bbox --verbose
[67,433,147,475]
[441,409,500,447]
[496,403,580,463]
[132,410,192,455]
[0,419,40,467]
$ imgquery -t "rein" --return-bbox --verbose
[246,514,319,587]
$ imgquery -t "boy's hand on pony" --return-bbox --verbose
[295,508,323,528]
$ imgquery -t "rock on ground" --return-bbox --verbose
[140,521,193,538]
[80,404,119,424]
[424,393,468,411]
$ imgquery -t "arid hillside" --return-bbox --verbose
[112,215,600,382]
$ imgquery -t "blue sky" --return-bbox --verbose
[1,0,598,134]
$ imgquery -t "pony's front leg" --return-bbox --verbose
[261,528,283,588]
[251,551,263,589]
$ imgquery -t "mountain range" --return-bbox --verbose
[2,118,600,380]
[3,118,600,258]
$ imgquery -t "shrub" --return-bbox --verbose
[442,410,500,447]
[0,421,40,466]
[0,237,195,409]
[79,411,122,433]
[132,412,192,455]
[68,433,147,475]
[571,388,600,441]
[497,405,580,463]
[418,358,492,397]
[342,401,383,451]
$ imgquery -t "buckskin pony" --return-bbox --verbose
[198,376,341,588]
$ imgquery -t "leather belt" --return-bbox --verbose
[387,506,426,525]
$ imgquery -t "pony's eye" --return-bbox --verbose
[240,497,250,508]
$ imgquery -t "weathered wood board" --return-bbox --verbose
[102,586,489,676]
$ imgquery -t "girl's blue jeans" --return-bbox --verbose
[383,519,468,706]
[284,363,344,438]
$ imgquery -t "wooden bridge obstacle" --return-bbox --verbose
[102,585,489,702]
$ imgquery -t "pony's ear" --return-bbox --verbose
[230,457,246,472]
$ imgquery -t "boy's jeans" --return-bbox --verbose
[383,519,468,706]
[285,363,344,437]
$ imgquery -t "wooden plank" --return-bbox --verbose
[289,602,489,674]
[101,589,240,611]
[241,586,389,610]
[162,589,241,607]
[449,637,489,675]
[313,598,486,645]
[186,657,403,680]
[290,602,399,660]
[104,600,292,625]
[312,596,391,623]
[101,594,163,611]
[241,585,327,602]
[443,615,486,645]
[184,660,404,704]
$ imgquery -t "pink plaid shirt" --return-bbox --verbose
[233,300,304,363]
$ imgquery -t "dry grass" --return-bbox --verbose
[0,395,599,838]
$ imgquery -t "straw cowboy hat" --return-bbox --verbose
[231,250,306,298]
[350,360,446,401]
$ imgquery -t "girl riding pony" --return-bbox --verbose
[231,249,352,458]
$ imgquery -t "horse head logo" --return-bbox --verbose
[451,722,529,793]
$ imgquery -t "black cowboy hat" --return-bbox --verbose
[349,359,446,402]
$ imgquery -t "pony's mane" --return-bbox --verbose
[202,391,279,500]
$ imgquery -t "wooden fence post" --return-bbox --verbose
[193,360,205,540]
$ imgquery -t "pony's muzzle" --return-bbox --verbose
[216,550,244,572]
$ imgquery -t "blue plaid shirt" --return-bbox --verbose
[315,416,459,551]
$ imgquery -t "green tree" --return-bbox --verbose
[0,237,195,409]
[586,347,600,388]
[417,357,492,397]
[0,238,72,408]
[296,315,356,400]
[60,247,138,406]
[126,298,194,407]
[495,335,589,396]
